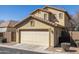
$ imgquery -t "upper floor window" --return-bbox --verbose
[30,20,35,27]
[59,13,63,19]
[44,13,47,20]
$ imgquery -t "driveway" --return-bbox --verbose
[0,43,78,54]
[0,43,48,54]
[0,46,44,54]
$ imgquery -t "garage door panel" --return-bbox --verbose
[20,31,49,46]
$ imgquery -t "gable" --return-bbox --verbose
[44,7,65,19]
[43,6,71,19]
[32,10,49,20]
[15,15,64,30]
[17,18,54,30]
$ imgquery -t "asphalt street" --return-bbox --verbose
[0,47,45,54]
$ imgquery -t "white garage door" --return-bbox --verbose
[20,31,49,46]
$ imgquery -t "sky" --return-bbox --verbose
[0,5,79,21]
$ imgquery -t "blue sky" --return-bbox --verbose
[0,5,79,21]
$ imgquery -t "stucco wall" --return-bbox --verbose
[54,27,62,46]
[4,32,12,43]
[64,14,71,29]
[33,11,49,21]
[44,8,65,26]
[69,31,79,40]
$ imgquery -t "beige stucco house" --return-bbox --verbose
[14,6,72,48]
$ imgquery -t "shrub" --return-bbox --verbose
[75,40,79,47]
[2,38,7,43]
[61,42,70,51]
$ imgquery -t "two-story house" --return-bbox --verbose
[14,6,72,48]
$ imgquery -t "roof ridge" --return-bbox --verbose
[43,6,66,12]
[31,8,53,14]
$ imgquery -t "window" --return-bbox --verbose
[44,13,47,20]
[30,20,35,27]
[59,13,63,19]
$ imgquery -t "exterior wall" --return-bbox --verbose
[54,27,62,46]
[64,14,71,30]
[7,28,16,32]
[44,8,65,26]
[6,28,16,42]
[33,11,49,21]
[32,8,71,28]
[0,28,16,32]
[11,32,16,42]
[69,31,79,40]
[16,30,19,43]
[16,18,56,47]
[0,28,16,43]
[4,32,12,43]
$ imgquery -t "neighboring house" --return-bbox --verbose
[14,6,72,48]
[0,21,17,43]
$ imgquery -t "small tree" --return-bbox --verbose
[76,26,79,31]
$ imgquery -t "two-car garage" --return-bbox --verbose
[19,29,50,47]
[15,17,56,47]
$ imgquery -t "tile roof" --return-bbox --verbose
[31,9,53,14]
[14,15,64,28]
[43,6,71,19]
[31,15,64,28]
[31,6,71,19]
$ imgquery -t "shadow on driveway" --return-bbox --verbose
[0,47,45,54]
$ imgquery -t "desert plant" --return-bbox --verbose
[61,42,70,51]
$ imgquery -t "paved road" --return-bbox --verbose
[0,47,45,54]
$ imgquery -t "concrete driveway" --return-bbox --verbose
[0,43,78,54]
[0,43,49,54]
